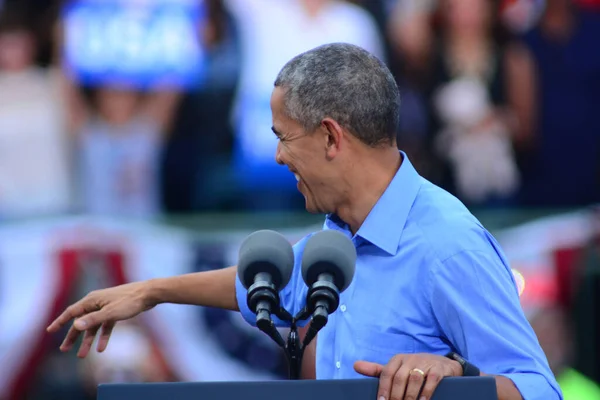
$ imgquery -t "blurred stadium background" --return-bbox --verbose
[0,0,599,399]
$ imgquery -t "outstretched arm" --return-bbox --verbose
[48,235,312,358]
[148,266,238,310]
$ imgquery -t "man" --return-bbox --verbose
[0,7,72,219]
[47,43,562,400]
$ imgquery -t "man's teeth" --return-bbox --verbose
[294,173,300,182]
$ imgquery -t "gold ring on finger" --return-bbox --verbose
[410,368,425,376]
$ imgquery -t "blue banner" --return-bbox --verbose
[62,0,206,90]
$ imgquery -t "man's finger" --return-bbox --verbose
[377,355,404,400]
[401,368,425,400]
[389,364,412,400]
[47,303,85,333]
[419,368,443,400]
[353,361,384,377]
[96,321,116,353]
[77,325,100,358]
[60,325,83,352]
[74,309,109,331]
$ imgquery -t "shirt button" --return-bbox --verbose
[340,305,347,312]
[336,361,341,369]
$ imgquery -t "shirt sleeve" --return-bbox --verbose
[429,243,563,400]
[235,235,311,327]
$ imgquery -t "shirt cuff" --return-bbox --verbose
[503,372,563,400]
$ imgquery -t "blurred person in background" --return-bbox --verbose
[224,0,385,212]
[53,0,188,219]
[388,0,437,77]
[63,83,179,218]
[347,0,401,71]
[424,0,535,208]
[0,6,72,220]
[517,0,600,207]
[352,0,434,179]
[56,10,182,219]
[162,0,242,213]
[386,0,439,179]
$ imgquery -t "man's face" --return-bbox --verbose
[270,87,340,214]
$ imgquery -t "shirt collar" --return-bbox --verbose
[324,151,422,255]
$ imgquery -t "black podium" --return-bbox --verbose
[98,376,498,400]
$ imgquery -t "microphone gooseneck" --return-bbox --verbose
[300,272,339,347]
[247,271,286,347]
[306,272,340,314]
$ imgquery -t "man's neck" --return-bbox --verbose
[335,148,402,235]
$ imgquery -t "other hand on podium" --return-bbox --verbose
[354,353,463,400]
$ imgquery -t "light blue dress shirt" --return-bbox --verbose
[235,153,562,400]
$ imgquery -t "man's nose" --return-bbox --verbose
[275,141,284,165]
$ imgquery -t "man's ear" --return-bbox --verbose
[321,118,344,160]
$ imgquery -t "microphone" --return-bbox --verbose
[300,230,356,346]
[238,230,295,345]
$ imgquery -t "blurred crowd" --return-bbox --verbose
[0,0,598,221]
[1,0,600,399]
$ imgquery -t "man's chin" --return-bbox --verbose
[303,198,323,214]
[303,197,314,213]
[299,188,323,214]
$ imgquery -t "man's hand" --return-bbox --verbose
[354,353,463,400]
[46,281,155,358]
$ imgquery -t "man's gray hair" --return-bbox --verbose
[274,43,400,146]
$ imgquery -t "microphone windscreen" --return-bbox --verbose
[238,230,295,290]
[301,230,356,292]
